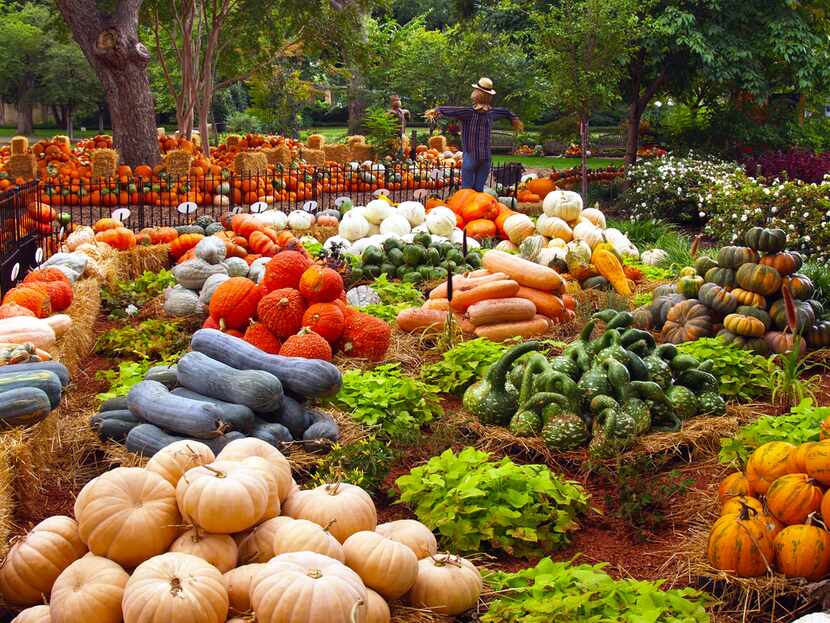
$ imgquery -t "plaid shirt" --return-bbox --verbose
[435,106,517,161]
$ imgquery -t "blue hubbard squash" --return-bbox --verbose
[0,361,69,387]
[125,423,245,456]
[0,370,63,409]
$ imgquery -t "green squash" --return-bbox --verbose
[621,398,652,435]
[509,410,542,436]
[744,226,787,253]
[717,245,759,269]
[697,391,726,417]
[716,329,770,356]
[694,256,719,277]
[807,321,830,348]
[541,414,589,451]
[582,275,611,291]
[666,385,698,420]
[698,283,738,314]
[704,266,737,289]
[677,274,704,298]
[576,366,612,410]
[643,354,672,389]
[769,298,816,332]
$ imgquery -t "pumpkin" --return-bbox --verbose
[74,467,180,567]
[35,280,73,312]
[338,311,391,361]
[343,530,418,599]
[282,482,377,543]
[502,213,535,245]
[122,552,229,623]
[773,520,830,580]
[425,207,457,237]
[697,283,738,314]
[239,456,281,521]
[704,266,737,290]
[169,528,238,573]
[766,473,823,525]
[0,303,36,320]
[0,515,87,606]
[144,439,215,487]
[0,316,56,348]
[365,588,391,623]
[208,277,263,330]
[535,214,572,241]
[459,192,499,222]
[243,322,282,354]
[194,236,228,264]
[262,251,312,292]
[248,230,277,256]
[465,218,498,239]
[706,502,773,577]
[406,554,482,615]
[375,519,437,560]
[257,288,306,339]
[23,267,70,286]
[792,442,819,472]
[169,233,205,259]
[660,299,714,344]
[216,437,293,502]
[49,555,129,623]
[272,517,345,561]
[250,552,367,623]
[280,328,333,361]
[299,266,344,303]
[758,510,785,542]
[805,442,830,486]
[93,217,122,233]
[746,442,796,495]
[744,227,787,253]
[224,562,266,613]
[721,496,764,517]
[769,298,816,332]
[723,313,766,338]
[339,213,371,241]
[718,472,751,504]
[717,246,759,269]
[765,331,807,354]
[809,321,830,349]
[760,251,802,276]
[783,273,815,300]
[2,286,52,318]
[736,263,783,296]
[542,189,582,222]
[302,302,345,343]
[736,306,771,330]
[730,288,766,308]
[95,227,136,250]
[677,274,704,298]
[10,605,51,623]
[526,177,556,197]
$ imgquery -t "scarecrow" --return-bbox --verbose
[389,95,411,159]
[426,77,523,192]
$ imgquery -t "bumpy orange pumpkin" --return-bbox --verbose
[262,250,312,291]
[23,267,70,285]
[459,192,500,222]
[526,177,557,197]
[302,302,345,343]
[2,285,52,318]
[37,280,73,312]
[257,288,306,339]
[209,277,263,330]
[766,473,823,525]
[243,322,282,354]
[280,328,333,361]
[745,441,796,495]
[298,266,344,303]
[338,310,391,361]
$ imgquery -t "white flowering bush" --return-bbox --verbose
[620,154,745,224]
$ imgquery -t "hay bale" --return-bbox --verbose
[350,143,375,162]
[52,135,71,149]
[91,148,119,181]
[323,144,351,164]
[428,135,447,152]
[225,134,242,149]
[10,135,29,155]
[233,151,268,175]
[163,149,193,177]
[262,145,292,167]
[307,134,325,150]
[115,245,171,282]
[0,447,13,561]
[51,277,102,376]
[346,135,366,147]
[7,154,37,180]
[301,147,326,166]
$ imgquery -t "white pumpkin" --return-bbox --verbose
[641,249,669,265]
[425,207,456,237]
[345,206,367,221]
[495,240,518,252]
[537,247,564,268]
[396,201,425,227]
[338,214,370,242]
[547,238,567,249]
[450,228,481,249]
[323,236,353,254]
[364,199,394,225]
[502,213,535,245]
[287,210,314,231]
[379,214,411,236]
[212,194,230,208]
[543,190,583,222]
[253,210,288,230]
[367,223,381,236]
[411,224,430,235]
[572,221,603,248]
[581,207,607,229]
[248,257,271,284]
[535,214,573,242]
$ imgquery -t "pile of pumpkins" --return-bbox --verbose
[0,437,482,623]
[634,227,829,353]
[708,439,830,581]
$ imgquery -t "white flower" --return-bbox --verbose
[126,304,138,316]
[804,235,811,242]
[699,211,706,218]
[771,207,778,214]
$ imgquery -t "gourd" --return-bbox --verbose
[222,256,249,277]
[343,530,418,599]
[365,199,394,224]
[736,306,771,330]
[164,285,200,317]
[282,482,377,543]
[744,226,787,253]
[717,245,759,269]
[735,263,783,296]
[43,252,87,276]
[253,210,288,230]
[543,189,582,222]
[467,297,536,326]
[173,258,228,290]
[765,473,822,525]
[694,255,718,276]
[125,424,242,456]
[217,437,293,501]
[482,250,565,293]
[406,554,482,615]
[375,520,437,560]
[191,328,342,398]
[0,387,53,428]
[73,467,180,568]
[0,369,63,408]
[224,563,267,612]
[698,283,738,314]
[425,207,456,237]
[170,388,256,432]
[592,249,632,295]
[288,210,315,230]
[0,515,87,606]
[660,300,714,344]
[773,520,830,580]
[745,441,796,495]
[515,287,564,319]
[145,364,178,388]
[122,552,229,623]
[272,517,345,561]
[0,317,56,349]
[396,308,447,333]
[298,266,344,303]
[473,315,550,341]
[262,251,313,291]
[770,298,816,332]
[45,313,72,336]
[176,460,270,533]
[90,410,141,442]
[197,273,230,307]
[805,442,830,486]
[677,274,704,298]
[144,439,216,487]
[127,380,228,438]
[519,234,546,262]
[723,313,766,338]
[177,351,283,413]
[536,214,572,241]
[236,517,293,564]
[169,528,238,573]
[49,555,129,623]
[302,413,341,452]
[572,221,603,248]
[194,236,227,264]
[719,472,751,503]
[765,331,807,355]
[502,213,535,244]
[581,206,606,228]
[258,288,306,338]
[303,303,346,342]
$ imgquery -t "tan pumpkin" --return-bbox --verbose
[74,467,180,568]
[145,440,215,487]
[49,555,129,623]
[365,588,390,623]
[177,461,269,534]
[273,518,345,562]
[236,516,294,564]
[250,551,368,623]
[730,288,767,309]
[241,456,281,521]
[10,605,51,623]
[282,482,377,543]
[375,519,438,559]
[224,562,266,614]
[343,530,418,599]
[217,437,293,501]
[723,313,766,338]
[0,515,87,606]
[122,552,229,623]
[406,554,482,616]
[169,528,238,573]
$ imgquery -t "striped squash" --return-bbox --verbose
[707,503,773,577]
[745,441,796,495]
[765,473,823,525]
[805,441,830,486]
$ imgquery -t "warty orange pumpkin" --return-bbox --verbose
[262,250,312,291]
[302,302,345,343]
[280,328,333,361]
[257,288,306,339]
[338,310,391,361]
[23,267,70,285]
[243,322,282,354]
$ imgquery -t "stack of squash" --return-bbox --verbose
[92,328,343,453]
[635,227,828,353]
[708,440,830,580]
[395,250,573,342]
[1,438,482,623]
[0,359,70,428]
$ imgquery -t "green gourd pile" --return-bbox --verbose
[462,309,725,456]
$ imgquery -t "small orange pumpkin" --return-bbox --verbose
[298,266,344,303]
[765,473,823,525]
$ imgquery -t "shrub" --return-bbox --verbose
[225,110,263,134]
[745,149,830,184]
[676,337,773,402]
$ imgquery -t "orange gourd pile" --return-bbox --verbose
[3,267,75,317]
[707,440,830,580]
[435,189,515,241]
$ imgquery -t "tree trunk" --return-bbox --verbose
[346,8,369,135]
[16,80,34,135]
[579,116,589,201]
[67,107,74,139]
[57,0,160,167]
[624,101,642,168]
[98,104,105,132]
[52,105,65,130]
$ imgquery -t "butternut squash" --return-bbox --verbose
[482,250,564,293]
[449,280,520,313]
[422,298,450,311]
[396,308,447,333]
[515,286,565,320]
[428,272,508,300]
[467,269,491,278]
[467,297,536,326]
[592,249,632,296]
[458,317,477,334]
[473,315,550,341]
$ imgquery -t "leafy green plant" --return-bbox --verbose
[101,270,175,319]
[327,364,442,443]
[95,319,190,361]
[768,344,830,407]
[396,447,589,557]
[95,355,177,403]
[370,274,424,307]
[623,259,676,282]
[677,337,773,401]
[633,291,653,307]
[361,302,410,323]
[483,557,711,623]
[719,399,830,466]
[420,338,508,394]
[608,218,676,249]
[801,262,830,312]
[311,436,397,494]
[363,106,401,159]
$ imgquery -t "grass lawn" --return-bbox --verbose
[0,127,103,139]
[492,154,622,169]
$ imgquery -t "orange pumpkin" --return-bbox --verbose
[27,201,56,223]
[243,323,282,354]
[23,267,70,286]
[209,277,263,330]
[93,217,121,233]
[150,227,179,244]
[773,519,830,580]
[169,233,205,259]
[707,501,773,577]
[459,192,500,222]
[792,442,818,472]
[765,473,823,525]
[279,328,333,361]
[805,441,830,486]
[95,227,136,250]
[2,285,52,318]
[302,302,345,343]
[745,441,796,495]
[298,266,344,303]
[262,251,312,292]
[257,288,306,339]
[464,219,497,240]
[718,472,751,504]
[526,177,556,197]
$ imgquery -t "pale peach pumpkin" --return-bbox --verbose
[216,437,293,501]
[144,440,215,487]
[236,516,294,564]
[272,518,345,562]
[168,528,238,573]
[406,554,482,615]
[375,519,437,559]
[365,588,390,623]
[10,605,51,623]
[343,530,418,599]
[49,555,129,623]
[224,562,266,614]
[282,482,377,543]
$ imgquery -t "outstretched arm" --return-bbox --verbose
[492,107,524,132]
[433,106,474,120]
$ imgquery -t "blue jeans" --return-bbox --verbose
[461,157,491,192]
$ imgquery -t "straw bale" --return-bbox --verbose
[350,143,375,162]
[306,134,326,150]
[52,135,71,149]
[0,446,13,560]
[323,144,351,165]
[10,135,29,155]
[262,145,292,166]
[514,201,543,216]
[163,149,193,177]
[301,148,326,167]
[233,151,268,176]
[157,127,166,138]
[7,154,37,180]
[389,605,454,623]
[225,134,242,149]
[346,135,366,147]
[428,135,447,152]
[115,244,171,281]
[91,148,119,181]
[51,277,101,376]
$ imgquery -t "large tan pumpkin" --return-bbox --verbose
[250,552,368,623]
[241,456,281,521]
[0,515,87,606]
[123,552,229,623]
[273,518,345,562]
[375,519,437,560]
[343,531,418,599]
[145,440,215,487]
[282,483,377,543]
[365,588,390,623]
[169,528,238,573]
[217,438,293,501]
[176,461,269,534]
[237,516,294,564]
[74,467,180,568]
[49,555,129,623]
[10,605,51,623]
[224,562,266,614]
[406,555,482,615]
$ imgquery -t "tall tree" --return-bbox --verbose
[0,3,48,135]
[38,42,104,137]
